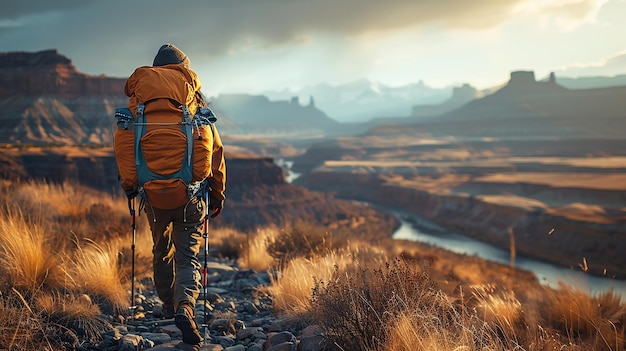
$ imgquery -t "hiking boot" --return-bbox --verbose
[175,303,203,345]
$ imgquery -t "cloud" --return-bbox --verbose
[0,1,90,20]
[4,0,605,57]
[513,0,609,30]
[557,50,626,77]
[0,0,614,81]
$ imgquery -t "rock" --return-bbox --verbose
[235,327,263,341]
[267,342,297,351]
[210,319,234,334]
[214,335,236,348]
[223,345,245,351]
[160,324,183,338]
[300,325,324,339]
[298,325,327,351]
[213,300,236,312]
[265,331,297,349]
[241,301,260,315]
[140,332,172,345]
[153,305,165,318]
[299,334,326,351]
[118,334,143,351]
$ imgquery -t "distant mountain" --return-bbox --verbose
[410,83,482,118]
[368,71,626,140]
[0,49,339,145]
[439,71,626,121]
[553,74,626,89]
[209,94,340,136]
[262,79,452,122]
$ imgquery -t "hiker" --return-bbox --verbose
[114,43,226,347]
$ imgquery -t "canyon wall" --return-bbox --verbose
[1,150,397,236]
[298,170,626,279]
[0,49,125,98]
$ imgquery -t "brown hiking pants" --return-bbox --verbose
[145,197,204,311]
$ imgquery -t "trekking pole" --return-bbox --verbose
[128,197,137,320]
[201,189,210,337]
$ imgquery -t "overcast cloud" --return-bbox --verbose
[0,0,623,94]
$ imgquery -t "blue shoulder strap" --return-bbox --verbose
[133,102,194,187]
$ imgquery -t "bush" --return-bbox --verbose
[266,221,337,263]
[310,258,439,351]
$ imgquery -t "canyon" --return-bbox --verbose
[292,72,626,279]
[1,49,625,280]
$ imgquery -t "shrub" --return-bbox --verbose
[266,221,335,263]
[311,258,439,351]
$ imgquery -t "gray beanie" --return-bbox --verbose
[153,44,190,67]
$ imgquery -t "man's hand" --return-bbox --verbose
[125,188,139,200]
[208,197,224,218]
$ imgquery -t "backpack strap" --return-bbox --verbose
[181,104,194,168]
[133,102,194,187]
[115,108,134,130]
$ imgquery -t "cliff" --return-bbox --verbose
[0,49,126,98]
[0,50,127,145]
[0,147,397,235]
[296,169,626,279]
[210,93,341,135]
[411,83,479,118]
[0,49,347,146]
[437,70,626,122]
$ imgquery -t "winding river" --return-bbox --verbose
[277,159,626,299]
[392,211,626,299]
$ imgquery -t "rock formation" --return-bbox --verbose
[0,148,397,235]
[411,83,479,118]
[0,49,126,98]
[0,50,127,145]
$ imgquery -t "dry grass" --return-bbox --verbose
[264,251,353,315]
[539,283,626,350]
[64,239,128,312]
[0,181,139,349]
[0,208,63,291]
[265,220,337,263]
[238,227,277,272]
[0,180,624,351]
[34,291,106,342]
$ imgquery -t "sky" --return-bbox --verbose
[1,0,626,96]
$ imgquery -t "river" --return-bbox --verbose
[392,211,626,299]
[276,159,626,299]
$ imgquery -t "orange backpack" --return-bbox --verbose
[114,65,215,209]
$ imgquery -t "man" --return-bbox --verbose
[116,43,226,347]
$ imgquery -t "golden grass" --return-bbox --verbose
[238,227,277,272]
[0,288,51,350]
[539,283,626,350]
[0,180,141,349]
[472,284,523,338]
[7,180,115,218]
[34,291,104,341]
[0,208,62,291]
[386,309,487,351]
[0,180,624,351]
[64,239,128,311]
[265,251,353,315]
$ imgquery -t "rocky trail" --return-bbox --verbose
[86,259,324,351]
